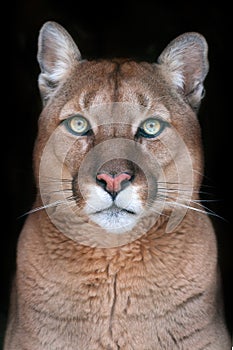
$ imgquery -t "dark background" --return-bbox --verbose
[2,0,232,345]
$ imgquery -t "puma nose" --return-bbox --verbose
[96,172,132,197]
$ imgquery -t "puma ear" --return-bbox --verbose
[157,32,209,111]
[37,21,82,104]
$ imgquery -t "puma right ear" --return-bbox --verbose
[37,21,82,105]
[157,32,209,111]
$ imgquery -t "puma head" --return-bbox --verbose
[34,21,209,245]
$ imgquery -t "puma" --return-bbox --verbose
[4,21,230,349]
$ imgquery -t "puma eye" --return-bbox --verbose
[64,115,91,135]
[138,118,166,138]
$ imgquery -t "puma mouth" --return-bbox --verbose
[88,205,139,234]
[94,205,136,216]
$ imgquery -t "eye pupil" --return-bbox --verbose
[147,122,157,131]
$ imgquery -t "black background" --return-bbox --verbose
[2,0,232,344]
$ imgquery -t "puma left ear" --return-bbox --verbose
[37,21,82,104]
[157,32,209,111]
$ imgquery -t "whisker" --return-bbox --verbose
[157,182,218,199]
[166,197,225,221]
[145,199,169,217]
[40,188,73,195]
[39,177,72,186]
[147,190,226,222]
[158,188,219,202]
[166,201,225,219]
[193,169,216,183]
[19,200,70,218]
[189,198,220,203]
[40,175,72,182]
[158,187,192,193]
[158,187,214,197]
[157,180,215,189]
[18,195,80,218]
[157,181,192,186]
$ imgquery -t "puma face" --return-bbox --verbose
[58,101,176,236]
[35,21,208,245]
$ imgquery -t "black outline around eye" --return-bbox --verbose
[63,115,92,136]
[136,118,168,139]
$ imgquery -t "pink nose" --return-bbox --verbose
[96,172,131,194]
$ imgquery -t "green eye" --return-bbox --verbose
[64,115,90,135]
[138,118,166,138]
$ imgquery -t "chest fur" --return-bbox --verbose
[16,221,218,349]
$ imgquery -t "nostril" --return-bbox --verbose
[96,174,110,192]
[96,172,132,195]
[96,173,114,193]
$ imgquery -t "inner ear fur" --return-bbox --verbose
[157,32,209,111]
[37,21,82,104]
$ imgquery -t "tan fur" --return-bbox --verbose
[4,22,230,349]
